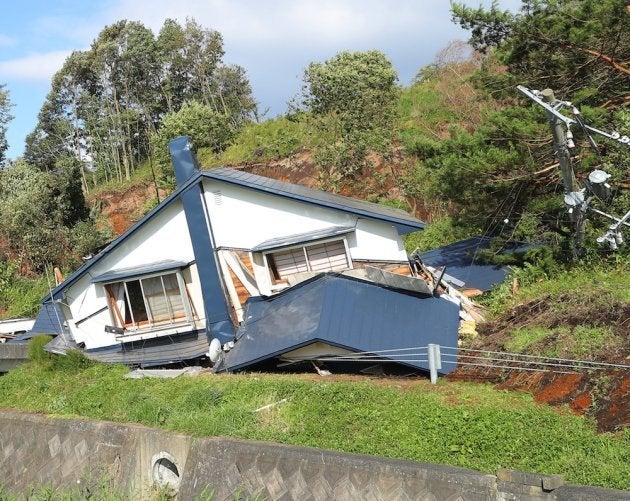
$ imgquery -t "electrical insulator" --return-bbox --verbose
[564,191,585,223]
[597,232,618,251]
[588,170,612,200]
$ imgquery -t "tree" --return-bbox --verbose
[151,101,234,181]
[0,84,14,165]
[451,0,630,103]
[0,159,106,273]
[401,0,630,253]
[297,50,399,186]
[26,18,257,188]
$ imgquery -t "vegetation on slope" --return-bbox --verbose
[0,344,628,491]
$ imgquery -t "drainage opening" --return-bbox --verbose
[152,452,180,492]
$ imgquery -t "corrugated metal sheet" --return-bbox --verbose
[85,330,209,367]
[204,168,425,234]
[12,301,66,340]
[252,226,355,252]
[90,260,189,283]
[222,273,459,374]
[419,237,510,291]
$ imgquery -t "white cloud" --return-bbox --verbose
[0,51,70,83]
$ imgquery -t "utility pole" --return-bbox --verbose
[518,84,629,252]
[541,89,578,193]
[541,88,585,248]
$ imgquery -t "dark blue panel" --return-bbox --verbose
[170,137,235,343]
[223,273,459,374]
[169,136,200,185]
[419,237,509,291]
[12,302,65,340]
[84,329,209,367]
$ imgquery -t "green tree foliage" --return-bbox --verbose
[451,0,630,102]
[151,101,234,180]
[399,0,630,255]
[0,84,13,165]
[297,50,398,188]
[0,160,109,274]
[25,18,256,187]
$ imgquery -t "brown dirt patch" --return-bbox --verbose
[448,367,629,432]
[89,183,169,235]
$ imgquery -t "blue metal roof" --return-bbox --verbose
[252,226,355,252]
[90,260,189,283]
[222,273,459,374]
[202,168,425,234]
[419,236,512,291]
[11,301,65,342]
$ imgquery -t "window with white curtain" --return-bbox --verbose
[105,272,190,331]
[266,239,350,283]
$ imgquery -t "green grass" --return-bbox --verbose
[482,263,630,317]
[0,357,628,491]
[505,326,555,353]
[201,117,313,167]
[0,261,50,319]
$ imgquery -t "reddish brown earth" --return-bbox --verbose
[89,182,170,235]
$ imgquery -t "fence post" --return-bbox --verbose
[428,344,441,384]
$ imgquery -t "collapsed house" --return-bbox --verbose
[16,136,465,375]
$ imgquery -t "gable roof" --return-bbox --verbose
[221,272,459,373]
[48,165,424,300]
[202,167,425,234]
[45,172,202,300]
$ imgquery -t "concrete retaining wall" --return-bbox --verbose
[0,344,28,373]
[0,411,627,500]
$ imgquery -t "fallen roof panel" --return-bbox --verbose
[419,237,510,291]
[11,301,65,341]
[222,273,459,374]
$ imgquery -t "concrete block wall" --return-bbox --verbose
[0,344,28,373]
[0,411,628,500]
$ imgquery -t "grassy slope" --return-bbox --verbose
[0,355,628,490]
[473,263,630,361]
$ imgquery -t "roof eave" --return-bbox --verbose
[43,171,204,301]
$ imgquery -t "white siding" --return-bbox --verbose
[62,200,201,349]
[202,180,407,258]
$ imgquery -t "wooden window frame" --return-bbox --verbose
[104,270,193,333]
[263,237,352,284]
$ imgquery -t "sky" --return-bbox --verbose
[0,0,521,160]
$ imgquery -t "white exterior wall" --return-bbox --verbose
[349,219,407,261]
[202,179,406,261]
[202,179,409,296]
[61,200,201,349]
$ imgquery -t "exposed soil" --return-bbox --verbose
[88,182,170,235]
[448,289,630,432]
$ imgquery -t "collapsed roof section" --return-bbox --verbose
[418,236,527,291]
[219,272,460,374]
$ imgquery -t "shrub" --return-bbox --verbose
[27,335,53,365]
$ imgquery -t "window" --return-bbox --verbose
[267,239,350,283]
[105,272,191,331]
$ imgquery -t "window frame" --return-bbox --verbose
[103,270,193,333]
[263,237,352,284]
